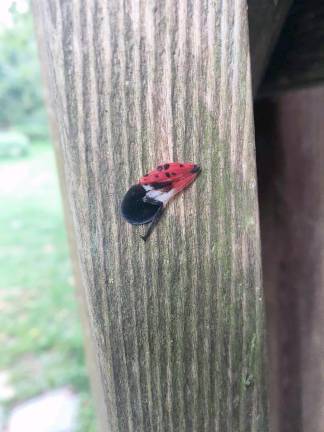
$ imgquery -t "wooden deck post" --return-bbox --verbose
[33,0,268,430]
[256,87,324,432]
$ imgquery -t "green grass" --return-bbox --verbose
[0,143,96,431]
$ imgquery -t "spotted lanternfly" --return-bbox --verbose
[121,162,201,241]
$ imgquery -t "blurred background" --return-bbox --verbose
[0,1,95,431]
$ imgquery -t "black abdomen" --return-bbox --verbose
[121,184,162,225]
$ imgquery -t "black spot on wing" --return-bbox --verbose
[150,182,172,189]
[152,181,172,189]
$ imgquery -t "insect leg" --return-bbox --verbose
[140,205,165,241]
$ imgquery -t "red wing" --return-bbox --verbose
[139,162,198,185]
[122,162,201,241]
[143,171,199,207]
[172,173,198,194]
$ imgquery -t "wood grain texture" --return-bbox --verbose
[261,0,324,94]
[247,0,293,93]
[32,0,268,430]
[32,14,109,431]
[255,87,324,432]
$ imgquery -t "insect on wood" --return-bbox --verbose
[121,162,201,241]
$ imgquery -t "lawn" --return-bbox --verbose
[0,143,95,431]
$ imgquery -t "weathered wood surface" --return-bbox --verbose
[247,0,293,93]
[33,0,268,430]
[261,0,324,94]
[54,142,109,432]
[33,15,109,431]
[51,129,109,432]
[255,87,324,432]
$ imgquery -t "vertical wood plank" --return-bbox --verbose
[32,9,109,431]
[256,87,324,432]
[33,0,268,430]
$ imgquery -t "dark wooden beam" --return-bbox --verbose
[261,1,324,94]
[255,87,324,432]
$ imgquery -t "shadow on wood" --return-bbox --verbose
[247,0,293,93]
[261,0,324,94]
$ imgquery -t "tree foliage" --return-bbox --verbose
[0,3,48,138]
